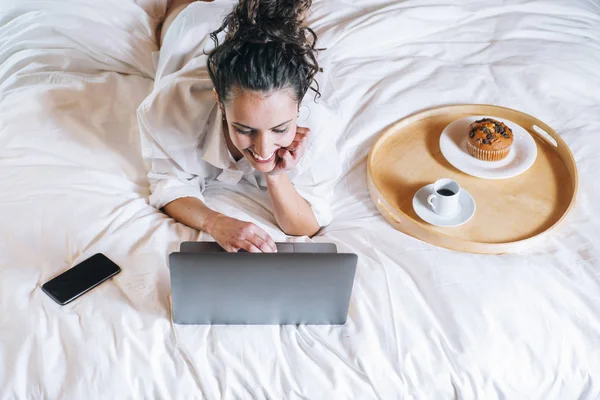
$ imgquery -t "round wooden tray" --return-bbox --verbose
[367,104,578,254]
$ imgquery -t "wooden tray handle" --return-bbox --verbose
[530,123,558,148]
[377,198,403,225]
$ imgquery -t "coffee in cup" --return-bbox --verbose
[427,178,461,217]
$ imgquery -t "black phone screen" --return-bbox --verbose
[42,253,121,305]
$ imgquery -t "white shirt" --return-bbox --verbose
[137,1,342,228]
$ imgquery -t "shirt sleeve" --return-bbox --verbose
[291,138,342,228]
[138,2,230,210]
[144,151,206,210]
[290,85,344,228]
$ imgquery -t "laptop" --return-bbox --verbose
[169,242,357,325]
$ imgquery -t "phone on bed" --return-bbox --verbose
[42,253,121,305]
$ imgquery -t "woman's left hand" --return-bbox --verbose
[268,127,310,175]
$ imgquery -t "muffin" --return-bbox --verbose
[466,118,514,161]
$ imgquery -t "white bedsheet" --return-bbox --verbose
[1,0,599,398]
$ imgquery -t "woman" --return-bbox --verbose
[138,0,341,253]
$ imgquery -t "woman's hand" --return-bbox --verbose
[204,213,277,253]
[268,126,310,175]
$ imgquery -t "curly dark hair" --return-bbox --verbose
[207,0,321,107]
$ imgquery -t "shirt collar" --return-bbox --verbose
[200,105,235,170]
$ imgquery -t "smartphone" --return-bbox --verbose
[42,253,121,305]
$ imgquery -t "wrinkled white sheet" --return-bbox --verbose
[1,0,599,398]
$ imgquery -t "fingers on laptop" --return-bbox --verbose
[251,226,277,252]
[241,240,262,253]
[237,238,274,253]
[234,223,276,253]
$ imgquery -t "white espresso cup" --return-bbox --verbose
[427,178,461,217]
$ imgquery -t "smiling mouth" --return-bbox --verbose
[247,149,276,163]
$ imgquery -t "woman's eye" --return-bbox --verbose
[236,128,252,135]
[273,128,288,134]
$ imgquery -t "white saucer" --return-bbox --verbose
[412,184,476,227]
[439,116,537,180]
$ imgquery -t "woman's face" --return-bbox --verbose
[221,89,298,173]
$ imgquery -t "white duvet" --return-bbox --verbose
[1,0,599,398]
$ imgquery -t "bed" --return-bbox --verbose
[1,0,599,398]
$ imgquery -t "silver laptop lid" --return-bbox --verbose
[169,252,356,325]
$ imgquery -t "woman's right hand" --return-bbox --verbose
[204,213,277,253]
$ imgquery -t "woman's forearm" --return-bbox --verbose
[163,196,277,253]
[265,173,320,237]
[162,196,219,233]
